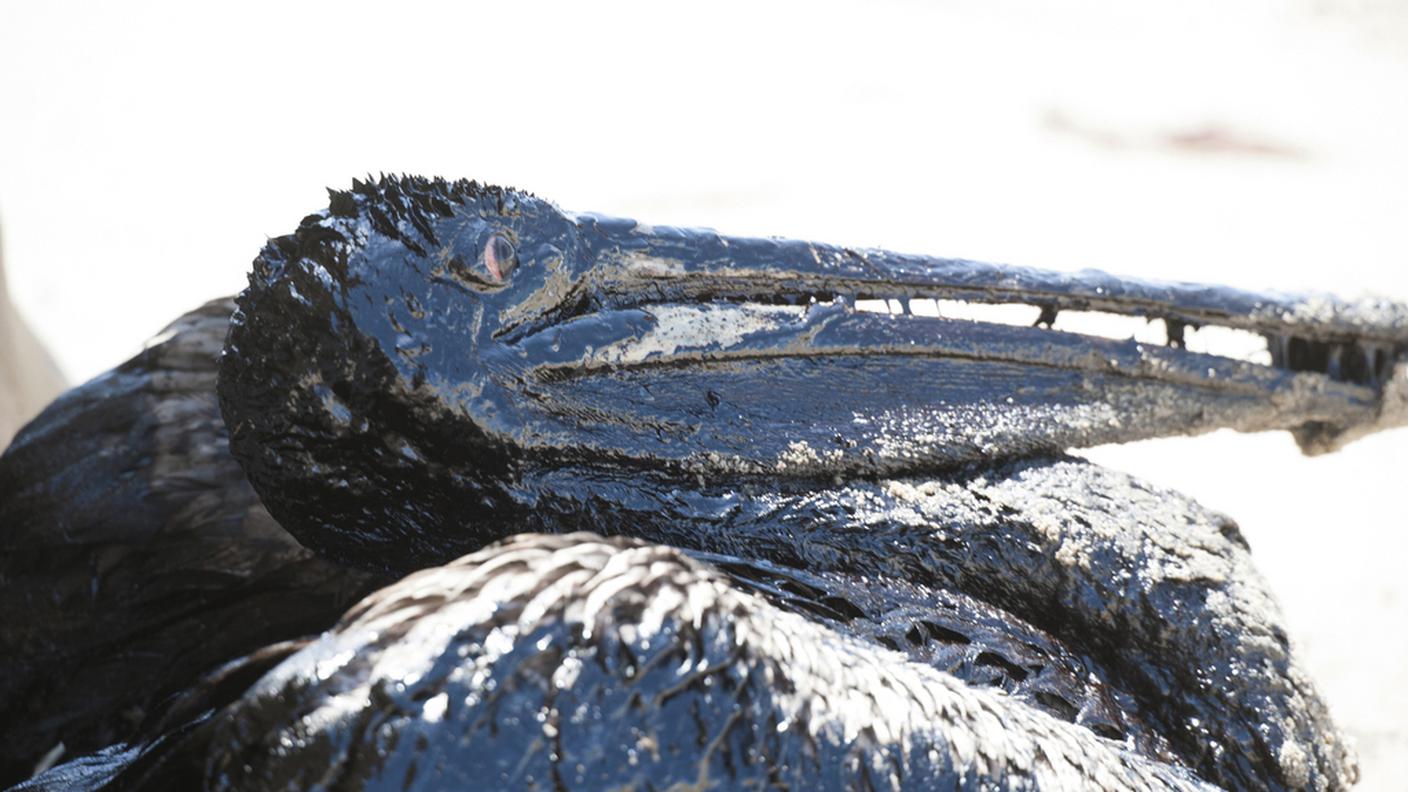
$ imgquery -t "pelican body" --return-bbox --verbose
[11,176,1406,790]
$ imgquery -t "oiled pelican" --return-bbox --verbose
[14,176,1407,790]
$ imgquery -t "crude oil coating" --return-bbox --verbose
[515,459,1352,790]
[204,176,1397,790]
[13,176,1391,789]
[0,301,385,789]
[695,550,1177,759]
[218,176,1407,574]
[159,535,1219,792]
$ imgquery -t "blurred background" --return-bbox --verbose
[1,0,1404,786]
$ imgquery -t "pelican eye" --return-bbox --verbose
[483,233,518,282]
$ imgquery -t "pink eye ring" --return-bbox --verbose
[483,233,518,282]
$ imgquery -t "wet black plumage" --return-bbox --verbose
[10,175,1406,790]
[0,300,384,786]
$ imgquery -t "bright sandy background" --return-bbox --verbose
[2,1,1404,787]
